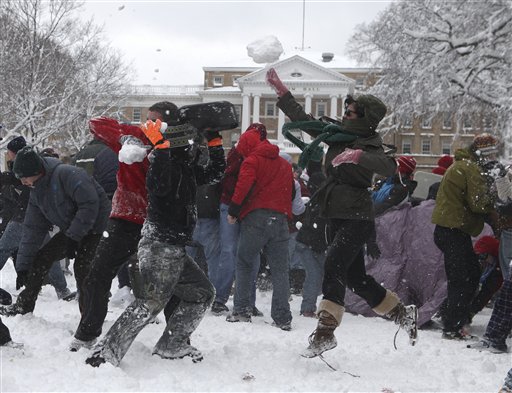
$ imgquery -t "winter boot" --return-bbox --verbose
[0,303,27,317]
[153,301,208,362]
[69,337,97,352]
[302,299,343,358]
[85,349,106,368]
[387,302,419,346]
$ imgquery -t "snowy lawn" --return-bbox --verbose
[0,261,509,392]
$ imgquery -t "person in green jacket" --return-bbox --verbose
[432,133,498,340]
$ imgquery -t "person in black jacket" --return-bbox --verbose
[267,68,418,357]
[85,120,225,367]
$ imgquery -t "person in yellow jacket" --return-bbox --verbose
[432,133,498,340]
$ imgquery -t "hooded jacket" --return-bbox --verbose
[16,157,110,272]
[89,117,150,225]
[277,91,396,220]
[432,148,494,237]
[228,129,293,220]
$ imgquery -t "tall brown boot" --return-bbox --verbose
[302,299,343,358]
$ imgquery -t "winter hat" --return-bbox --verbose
[40,147,59,158]
[437,155,454,169]
[246,123,267,141]
[396,155,417,175]
[432,166,447,176]
[355,94,387,131]
[7,136,27,154]
[472,133,500,157]
[236,123,268,158]
[13,146,44,178]
[473,236,499,257]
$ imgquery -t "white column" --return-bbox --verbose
[241,93,251,132]
[277,107,286,146]
[252,94,260,123]
[330,94,338,118]
[304,93,313,115]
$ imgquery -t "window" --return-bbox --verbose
[421,139,431,154]
[483,115,493,131]
[421,115,432,129]
[403,116,413,128]
[232,75,242,87]
[316,102,327,118]
[443,112,452,129]
[265,102,276,117]
[234,105,241,123]
[463,114,473,130]
[355,78,365,88]
[213,75,224,87]
[442,141,451,155]
[132,108,141,123]
[402,139,412,154]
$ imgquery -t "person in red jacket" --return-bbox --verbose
[70,102,179,351]
[226,124,294,330]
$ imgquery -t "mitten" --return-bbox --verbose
[140,120,170,149]
[66,237,80,260]
[205,130,223,147]
[16,270,28,290]
[331,148,363,167]
[266,68,289,97]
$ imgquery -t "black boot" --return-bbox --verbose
[301,311,338,358]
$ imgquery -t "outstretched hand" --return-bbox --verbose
[331,148,363,167]
[140,120,170,149]
[266,68,289,97]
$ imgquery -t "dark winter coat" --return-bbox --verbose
[73,139,119,199]
[344,200,494,327]
[0,164,30,223]
[228,131,293,220]
[220,147,243,205]
[143,144,225,244]
[196,183,221,219]
[89,117,150,225]
[277,91,396,221]
[16,157,110,272]
[432,148,494,237]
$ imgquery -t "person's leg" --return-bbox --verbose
[217,204,238,305]
[231,210,267,317]
[116,262,131,289]
[263,213,291,326]
[195,218,221,290]
[75,219,141,342]
[434,226,481,334]
[484,277,512,349]
[499,228,512,280]
[47,260,70,297]
[0,221,23,271]
[299,243,325,315]
[0,316,12,345]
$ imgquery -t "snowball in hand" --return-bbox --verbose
[247,36,283,64]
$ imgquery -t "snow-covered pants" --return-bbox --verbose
[433,225,481,332]
[98,238,214,366]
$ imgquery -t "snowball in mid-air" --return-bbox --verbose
[247,36,283,64]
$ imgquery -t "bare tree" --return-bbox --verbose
[346,0,512,140]
[0,0,132,152]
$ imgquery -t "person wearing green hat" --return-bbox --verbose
[266,68,419,357]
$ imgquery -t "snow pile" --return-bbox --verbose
[247,36,283,64]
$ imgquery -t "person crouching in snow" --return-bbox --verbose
[85,118,226,367]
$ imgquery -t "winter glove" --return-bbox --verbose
[266,68,289,97]
[66,237,80,260]
[16,270,28,290]
[495,174,512,202]
[140,119,170,149]
[331,148,363,167]
[205,130,223,147]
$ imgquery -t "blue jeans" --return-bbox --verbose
[295,241,325,313]
[0,221,66,292]
[500,228,512,280]
[288,232,303,270]
[234,209,291,325]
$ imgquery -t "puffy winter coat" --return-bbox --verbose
[277,92,396,221]
[143,144,225,244]
[89,118,150,225]
[220,147,243,205]
[228,130,293,220]
[432,148,494,237]
[16,157,110,272]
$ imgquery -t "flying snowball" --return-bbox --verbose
[118,5,125,11]
[247,36,283,64]
[154,68,159,73]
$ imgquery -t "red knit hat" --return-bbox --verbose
[474,236,499,257]
[437,155,453,169]
[396,155,417,175]
[432,167,446,176]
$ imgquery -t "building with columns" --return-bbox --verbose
[119,51,494,171]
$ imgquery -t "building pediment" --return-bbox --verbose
[238,55,354,88]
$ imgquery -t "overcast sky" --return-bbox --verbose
[81,1,391,85]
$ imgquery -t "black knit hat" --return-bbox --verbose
[13,146,44,179]
[7,136,27,154]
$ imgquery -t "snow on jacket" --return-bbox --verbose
[143,144,226,244]
[432,148,494,237]
[16,157,110,272]
[228,130,293,220]
[89,117,150,225]
[344,200,493,327]
[277,91,396,221]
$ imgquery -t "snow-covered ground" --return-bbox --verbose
[0,260,509,392]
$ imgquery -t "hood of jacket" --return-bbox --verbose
[34,157,62,188]
[237,129,279,159]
